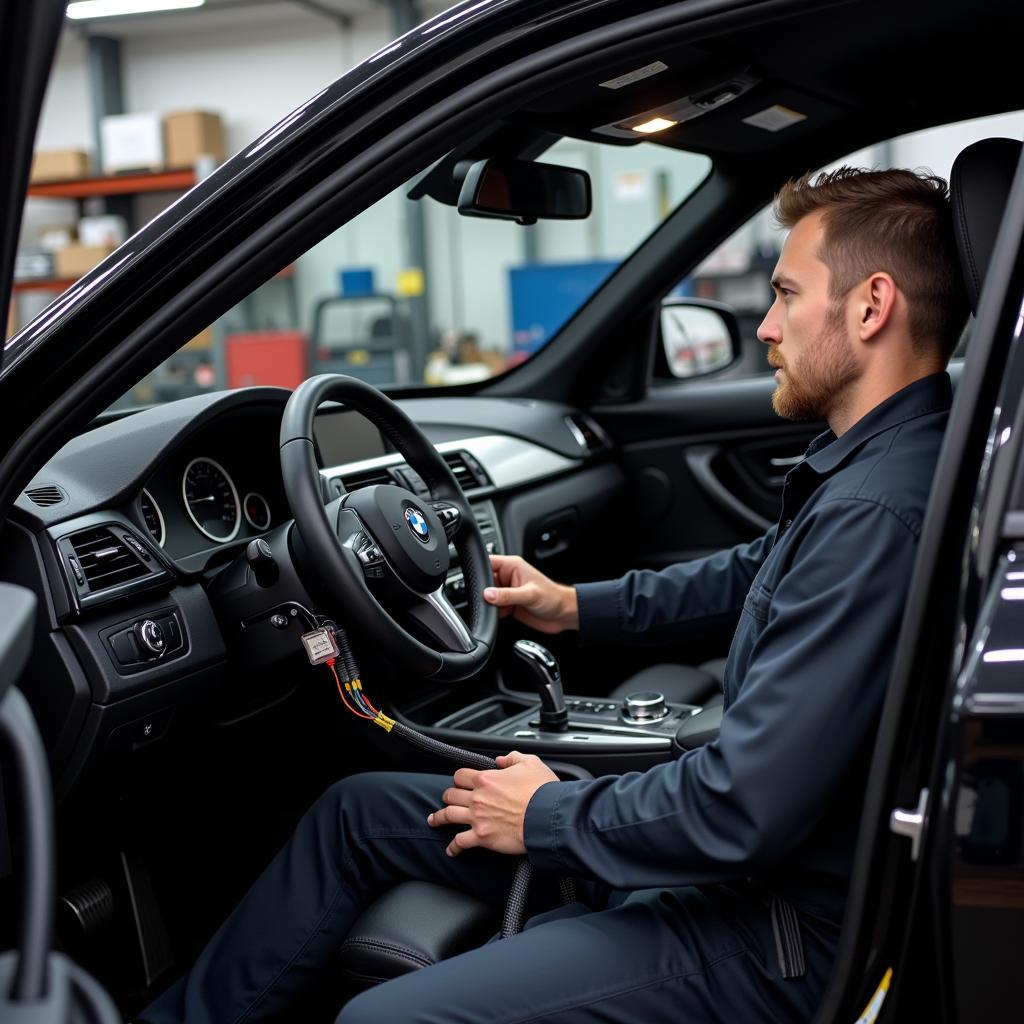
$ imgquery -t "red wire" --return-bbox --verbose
[356,686,380,716]
[329,662,373,719]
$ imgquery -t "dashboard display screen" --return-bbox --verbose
[314,408,391,466]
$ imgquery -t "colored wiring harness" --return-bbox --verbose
[315,620,576,935]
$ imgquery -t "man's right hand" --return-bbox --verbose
[484,554,579,633]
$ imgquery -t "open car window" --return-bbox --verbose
[114,138,710,409]
[657,109,1024,381]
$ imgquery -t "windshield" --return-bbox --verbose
[102,138,708,409]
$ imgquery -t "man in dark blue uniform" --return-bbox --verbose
[142,167,968,1024]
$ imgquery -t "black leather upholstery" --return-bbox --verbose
[950,137,1022,314]
[609,659,726,707]
[339,881,497,987]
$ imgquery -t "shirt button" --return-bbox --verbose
[782,519,793,530]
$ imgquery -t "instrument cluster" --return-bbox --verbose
[132,411,284,559]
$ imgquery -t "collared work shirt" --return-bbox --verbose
[524,372,953,923]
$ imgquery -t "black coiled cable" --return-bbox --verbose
[322,621,577,935]
[387,720,575,937]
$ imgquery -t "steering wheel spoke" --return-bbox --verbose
[335,511,389,582]
[429,499,463,539]
[407,587,475,653]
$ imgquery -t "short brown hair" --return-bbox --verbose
[774,167,969,362]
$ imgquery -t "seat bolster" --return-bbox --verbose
[608,662,721,705]
[340,881,497,984]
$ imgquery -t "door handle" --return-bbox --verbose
[684,446,773,532]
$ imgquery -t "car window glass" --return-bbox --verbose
[109,138,709,410]
[659,109,1024,380]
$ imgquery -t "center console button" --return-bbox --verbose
[109,630,139,666]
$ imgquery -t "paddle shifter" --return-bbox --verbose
[512,639,569,732]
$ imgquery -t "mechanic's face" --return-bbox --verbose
[757,211,860,422]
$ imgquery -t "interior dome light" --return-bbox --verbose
[631,117,678,134]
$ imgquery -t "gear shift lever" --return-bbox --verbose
[513,639,569,732]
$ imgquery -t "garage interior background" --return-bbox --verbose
[11,0,1024,406]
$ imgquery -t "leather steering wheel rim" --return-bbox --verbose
[280,374,496,681]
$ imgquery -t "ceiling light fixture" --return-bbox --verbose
[631,117,678,134]
[67,0,205,20]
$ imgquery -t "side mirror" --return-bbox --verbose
[456,158,592,225]
[659,298,740,378]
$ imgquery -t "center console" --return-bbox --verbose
[397,640,723,769]
[433,689,704,747]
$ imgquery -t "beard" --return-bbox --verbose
[771,305,859,421]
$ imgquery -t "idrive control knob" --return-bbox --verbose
[622,691,668,722]
[135,619,165,656]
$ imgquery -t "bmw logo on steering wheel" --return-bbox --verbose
[404,507,430,543]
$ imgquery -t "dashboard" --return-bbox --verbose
[4,385,622,798]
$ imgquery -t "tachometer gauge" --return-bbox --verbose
[243,491,272,531]
[139,488,165,547]
[182,457,241,543]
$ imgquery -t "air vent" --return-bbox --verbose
[25,485,65,507]
[338,466,396,491]
[444,451,490,490]
[565,414,608,453]
[68,528,149,592]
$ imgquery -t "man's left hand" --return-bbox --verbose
[427,751,559,857]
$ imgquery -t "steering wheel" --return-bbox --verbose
[279,375,496,681]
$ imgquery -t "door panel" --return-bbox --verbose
[546,372,820,695]
[590,374,822,572]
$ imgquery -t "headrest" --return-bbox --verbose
[950,137,1022,314]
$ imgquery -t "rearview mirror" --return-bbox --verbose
[660,298,740,378]
[456,158,592,225]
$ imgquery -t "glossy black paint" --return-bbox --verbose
[0,1,65,362]
[941,551,1024,1024]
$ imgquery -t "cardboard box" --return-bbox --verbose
[30,149,91,183]
[78,214,128,248]
[163,111,225,169]
[183,326,214,351]
[54,244,114,280]
[14,248,55,281]
[100,112,163,174]
[39,226,75,251]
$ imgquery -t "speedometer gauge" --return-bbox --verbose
[182,457,241,543]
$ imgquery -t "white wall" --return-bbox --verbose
[35,31,93,151]
[892,111,1024,180]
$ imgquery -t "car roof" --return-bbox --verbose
[514,0,1024,159]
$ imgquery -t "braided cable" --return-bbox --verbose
[333,638,576,935]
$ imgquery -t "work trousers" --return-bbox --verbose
[141,771,839,1024]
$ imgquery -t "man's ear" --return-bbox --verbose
[856,272,898,342]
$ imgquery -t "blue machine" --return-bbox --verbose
[508,260,619,356]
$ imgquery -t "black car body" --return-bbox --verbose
[0,1,1023,1021]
